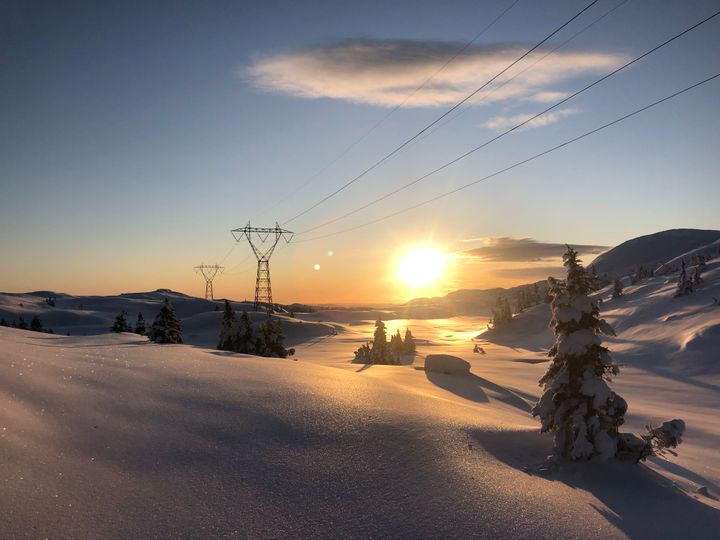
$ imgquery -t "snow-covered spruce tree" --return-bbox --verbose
[370,318,389,364]
[490,295,512,328]
[235,311,256,354]
[111,311,131,333]
[532,246,627,461]
[612,278,624,299]
[148,299,183,344]
[134,312,146,335]
[217,300,236,351]
[403,328,416,355]
[674,259,694,297]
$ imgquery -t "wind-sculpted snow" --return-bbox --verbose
[1,310,719,537]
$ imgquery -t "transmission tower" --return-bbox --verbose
[231,223,293,313]
[194,264,224,300]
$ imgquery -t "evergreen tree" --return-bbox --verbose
[260,317,288,358]
[403,328,416,355]
[353,342,372,363]
[370,318,389,364]
[674,259,694,297]
[17,317,28,330]
[0,318,8,327]
[532,246,627,461]
[30,315,44,332]
[134,312,146,335]
[389,329,404,362]
[490,295,512,328]
[532,283,541,305]
[612,278,624,299]
[111,311,131,333]
[148,299,183,344]
[235,311,256,354]
[217,300,236,351]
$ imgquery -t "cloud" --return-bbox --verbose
[460,237,608,262]
[481,106,579,131]
[245,39,626,108]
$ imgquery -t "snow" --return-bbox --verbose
[1,243,719,536]
[591,228,720,278]
[424,354,471,374]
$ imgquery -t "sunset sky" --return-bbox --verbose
[1,0,719,304]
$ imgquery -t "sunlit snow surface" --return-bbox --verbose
[0,262,719,537]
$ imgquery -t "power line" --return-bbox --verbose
[250,0,522,222]
[281,0,602,226]
[295,7,720,236]
[407,0,631,149]
[291,72,720,244]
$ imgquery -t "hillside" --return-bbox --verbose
[590,229,720,278]
[481,254,720,375]
[0,290,334,348]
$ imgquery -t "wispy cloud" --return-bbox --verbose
[481,106,579,131]
[460,237,608,262]
[245,39,626,108]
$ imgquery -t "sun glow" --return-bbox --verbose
[396,247,446,288]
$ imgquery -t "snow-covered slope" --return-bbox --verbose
[480,258,720,374]
[0,289,334,348]
[2,321,719,538]
[591,229,720,278]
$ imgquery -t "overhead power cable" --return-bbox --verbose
[281,0,602,226]
[295,7,720,236]
[408,0,631,149]
[290,72,720,244]
[249,0,522,222]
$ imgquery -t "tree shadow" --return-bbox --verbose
[469,428,720,538]
[648,456,720,499]
[426,370,531,411]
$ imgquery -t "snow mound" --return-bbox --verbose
[424,354,471,374]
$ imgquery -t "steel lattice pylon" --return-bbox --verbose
[231,223,293,313]
[194,264,224,300]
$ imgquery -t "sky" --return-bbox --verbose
[1,0,719,304]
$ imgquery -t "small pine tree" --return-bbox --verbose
[389,329,404,362]
[0,317,8,327]
[612,278,624,299]
[30,315,44,332]
[403,328,416,355]
[235,311,256,354]
[532,246,626,461]
[260,317,288,358]
[370,318,389,364]
[111,311,131,333]
[353,342,372,363]
[674,260,694,297]
[148,299,183,344]
[134,312,146,335]
[217,300,236,351]
[17,317,28,330]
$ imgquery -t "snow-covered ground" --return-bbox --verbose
[1,234,719,537]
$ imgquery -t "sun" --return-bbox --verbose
[396,247,446,288]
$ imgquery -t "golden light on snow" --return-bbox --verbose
[396,246,446,288]
[313,263,321,271]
